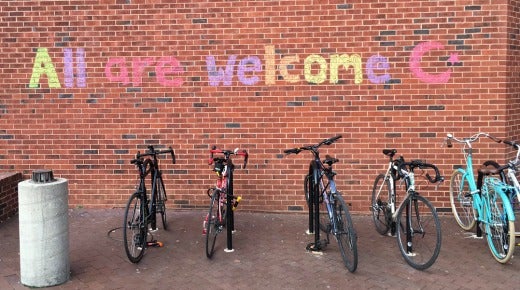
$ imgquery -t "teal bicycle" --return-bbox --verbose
[447,133,516,263]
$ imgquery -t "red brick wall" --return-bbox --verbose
[0,172,22,222]
[0,1,516,213]
[507,0,520,145]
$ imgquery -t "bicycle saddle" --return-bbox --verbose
[478,167,500,176]
[383,149,397,158]
[324,155,339,166]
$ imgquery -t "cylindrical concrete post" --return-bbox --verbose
[18,170,69,287]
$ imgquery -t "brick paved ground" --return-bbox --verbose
[1,209,519,289]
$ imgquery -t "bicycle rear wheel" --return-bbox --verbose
[332,193,358,273]
[156,176,167,230]
[482,179,515,263]
[371,174,392,235]
[205,189,223,258]
[396,194,441,270]
[449,170,477,231]
[123,192,147,263]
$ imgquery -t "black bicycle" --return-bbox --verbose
[123,145,175,263]
[284,135,358,273]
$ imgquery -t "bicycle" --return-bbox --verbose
[370,149,443,270]
[446,133,516,263]
[480,139,520,240]
[203,146,248,259]
[284,135,358,273]
[123,145,176,263]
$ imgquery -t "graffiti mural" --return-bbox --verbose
[28,41,459,89]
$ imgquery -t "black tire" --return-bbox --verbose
[156,177,167,230]
[371,174,392,235]
[396,194,442,270]
[332,193,358,273]
[304,174,311,206]
[449,170,476,230]
[205,189,223,258]
[123,192,147,263]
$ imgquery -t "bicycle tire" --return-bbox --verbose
[482,178,515,263]
[332,193,358,273]
[449,170,477,231]
[304,174,311,206]
[371,174,392,235]
[123,192,147,263]
[205,189,222,259]
[396,194,442,270]
[156,177,167,230]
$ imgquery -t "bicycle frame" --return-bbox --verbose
[135,151,168,230]
[316,160,340,237]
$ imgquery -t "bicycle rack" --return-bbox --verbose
[225,163,235,253]
[306,174,327,251]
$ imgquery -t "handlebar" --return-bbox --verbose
[503,140,520,150]
[208,146,249,169]
[397,159,444,183]
[131,145,176,165]
[446,132,501,148]
[284,135,342,155]
[499,139,520,167]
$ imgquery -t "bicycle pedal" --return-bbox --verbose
[464,233,483,239]
[147,240,163,247]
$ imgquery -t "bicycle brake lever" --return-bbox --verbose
[434,179,444,191]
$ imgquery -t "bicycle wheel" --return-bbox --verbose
[123,192,147,263]
[396,194,442,270]
[206,189,223,258]
[371,174,392,235]
[482,179,515,263]
[318,190,330,236]
[332,193,358,273]
[449,170,477,230]
[156,177,167,230]
[304,174,311,206]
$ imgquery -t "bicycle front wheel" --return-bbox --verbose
[396,194,442,270]
[123,192,147,263]
[371,174,392,235]
[482,179,515,263]
[205,189,222,259]
[332,193,358,273]
[450,170,477,230]
[156,177,167,230]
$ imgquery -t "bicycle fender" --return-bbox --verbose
[308,160,320,186]
[495,186,516,221]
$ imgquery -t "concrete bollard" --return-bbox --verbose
[18,170,70,287]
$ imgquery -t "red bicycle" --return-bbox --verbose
[203,146,248,258]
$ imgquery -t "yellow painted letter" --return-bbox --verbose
[265,45,276,85]
[330,54,363,84]
[279,55,300,83]
[304,55,327,84]
[29,48,61,88]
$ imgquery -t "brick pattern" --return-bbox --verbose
[0,1,518,213]
[0,172,22,222]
